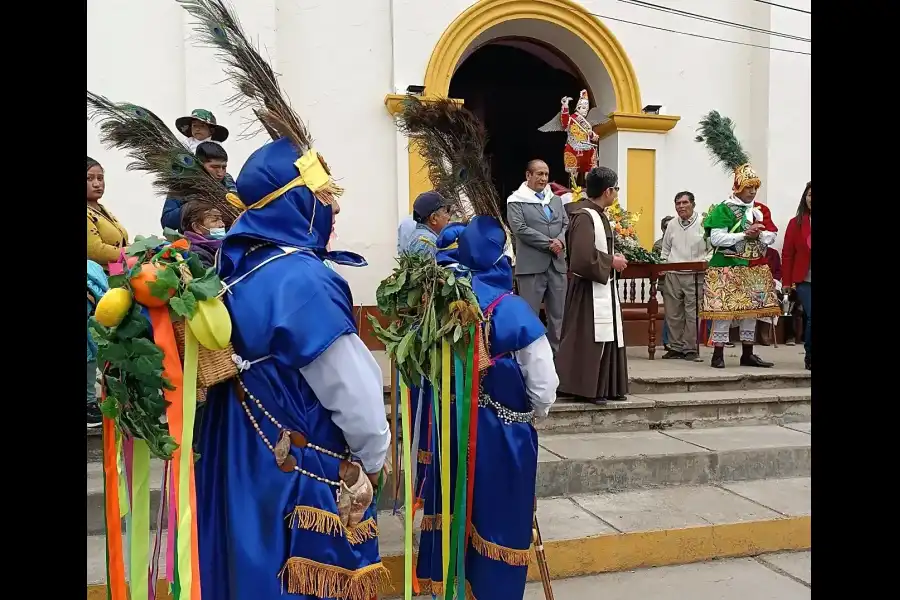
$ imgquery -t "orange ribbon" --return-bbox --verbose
[149,307,201,600]
[103,406,128,600]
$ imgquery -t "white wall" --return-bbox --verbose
[87,0,396,304]
[88,0,809,303]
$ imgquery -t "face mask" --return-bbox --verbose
[208,227,226,240]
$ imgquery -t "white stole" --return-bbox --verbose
[581,207,625,347]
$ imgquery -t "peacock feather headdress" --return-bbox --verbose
[176,0,342,208]
[395,96,503,222]
[87,91,242,222]
[695,110,761,193]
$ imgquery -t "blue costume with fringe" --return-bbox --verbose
[195,138,389,600]
[414,216,545,598]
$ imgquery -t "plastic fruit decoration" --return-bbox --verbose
[130,263,173,308]
[187,298,233,350]
[94,288,133,328]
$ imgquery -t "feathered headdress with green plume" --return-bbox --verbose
[395,96,503,221]
[176,0,312,152]
[87,91,242,222]
[695,110,761,192]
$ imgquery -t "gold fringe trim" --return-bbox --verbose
[278,556,391,600]
[419,578,477,600]
[286,505,379,545]
[417,449,433,465]
[420,513,454,532]
[314,181,345,206]
[470,526,531,566]
[699,307,781,320]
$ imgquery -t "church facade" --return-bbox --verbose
[87,0,810,304]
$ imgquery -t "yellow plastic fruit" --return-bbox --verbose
[95,288,133,328]
[187,298,232,350]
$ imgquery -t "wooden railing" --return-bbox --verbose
[355,261,708,361]
[618,261,707,359]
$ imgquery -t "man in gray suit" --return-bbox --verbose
[506,159,569,353]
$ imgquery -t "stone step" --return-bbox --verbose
[86,384,811,462]
[85,423,810,536]
[87,476,811,597]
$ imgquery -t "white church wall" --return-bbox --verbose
[87,0,397,304]
[88,0,809,305]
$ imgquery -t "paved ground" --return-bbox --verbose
[522,552,811,599]
[88,477,810,584]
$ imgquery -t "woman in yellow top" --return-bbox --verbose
[87,157,129,269]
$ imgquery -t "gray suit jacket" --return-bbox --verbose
[507,193,569,276]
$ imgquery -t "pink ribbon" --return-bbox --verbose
[166,460,176,583]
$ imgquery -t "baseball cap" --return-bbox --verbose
[413,191,448,223]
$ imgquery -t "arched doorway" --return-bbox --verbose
[448,37,590,208]
[385,0,681,245]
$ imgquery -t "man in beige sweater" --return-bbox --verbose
[661,191,710,360]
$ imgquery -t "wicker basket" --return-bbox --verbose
[172,320,239,395]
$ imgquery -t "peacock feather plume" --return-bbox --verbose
[176,0,312,152]
[695,110,751,173]
[87,90,241,221]
[396,95,502,221]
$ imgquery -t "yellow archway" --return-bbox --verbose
[385,0,679,214]
[424,0,642,113]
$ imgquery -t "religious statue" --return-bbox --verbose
[538,89,606,192]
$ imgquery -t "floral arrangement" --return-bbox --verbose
[89,230,232,460]
[606,200,662,264]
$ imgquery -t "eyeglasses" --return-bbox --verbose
[613,186,620,191]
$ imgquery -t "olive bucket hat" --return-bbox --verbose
[175,109,229,142]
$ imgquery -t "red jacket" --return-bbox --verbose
[782,213,811,287]
[748,202,778,268]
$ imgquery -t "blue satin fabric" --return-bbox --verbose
[435,222,466,266]
[413,216,546,599]
[198,138,379,599]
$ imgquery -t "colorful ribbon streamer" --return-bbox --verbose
[149,308,200,600]
[465,327,481,546]
[102,399,128,600]
[180,324,202,600]
[440,340,451,592]
[399,379,414,600]
[130,439,151,600]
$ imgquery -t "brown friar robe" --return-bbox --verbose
[556,200,629,399]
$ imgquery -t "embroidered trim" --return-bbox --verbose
[417,449,433,465]
[420,513,454,532]
[700,307,781,320]
[277,556,390,600]
[286,506,379,545]
[470,526,531,566]
[418,578,476,600]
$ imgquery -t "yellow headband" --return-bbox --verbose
[224,149,344,213]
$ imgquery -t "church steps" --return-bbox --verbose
[85,423,810,536]
[87,476,811,597]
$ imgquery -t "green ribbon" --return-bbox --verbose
[399,380,414,600]
[130,439,151,600]
[176,327,200,600]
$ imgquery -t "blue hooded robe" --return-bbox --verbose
[196,137,388,600]
[414,216,546,599]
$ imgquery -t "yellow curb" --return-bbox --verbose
[87,515,810,599]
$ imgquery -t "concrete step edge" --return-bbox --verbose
[86,514,811,598]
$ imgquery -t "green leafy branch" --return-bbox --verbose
[90,304,178,460]
[368,253,483,389]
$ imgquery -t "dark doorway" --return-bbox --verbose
[449,38,590,219]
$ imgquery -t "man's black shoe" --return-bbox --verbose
[710,346,725,369]
[661,350,684,359]
[740,354,774,368]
